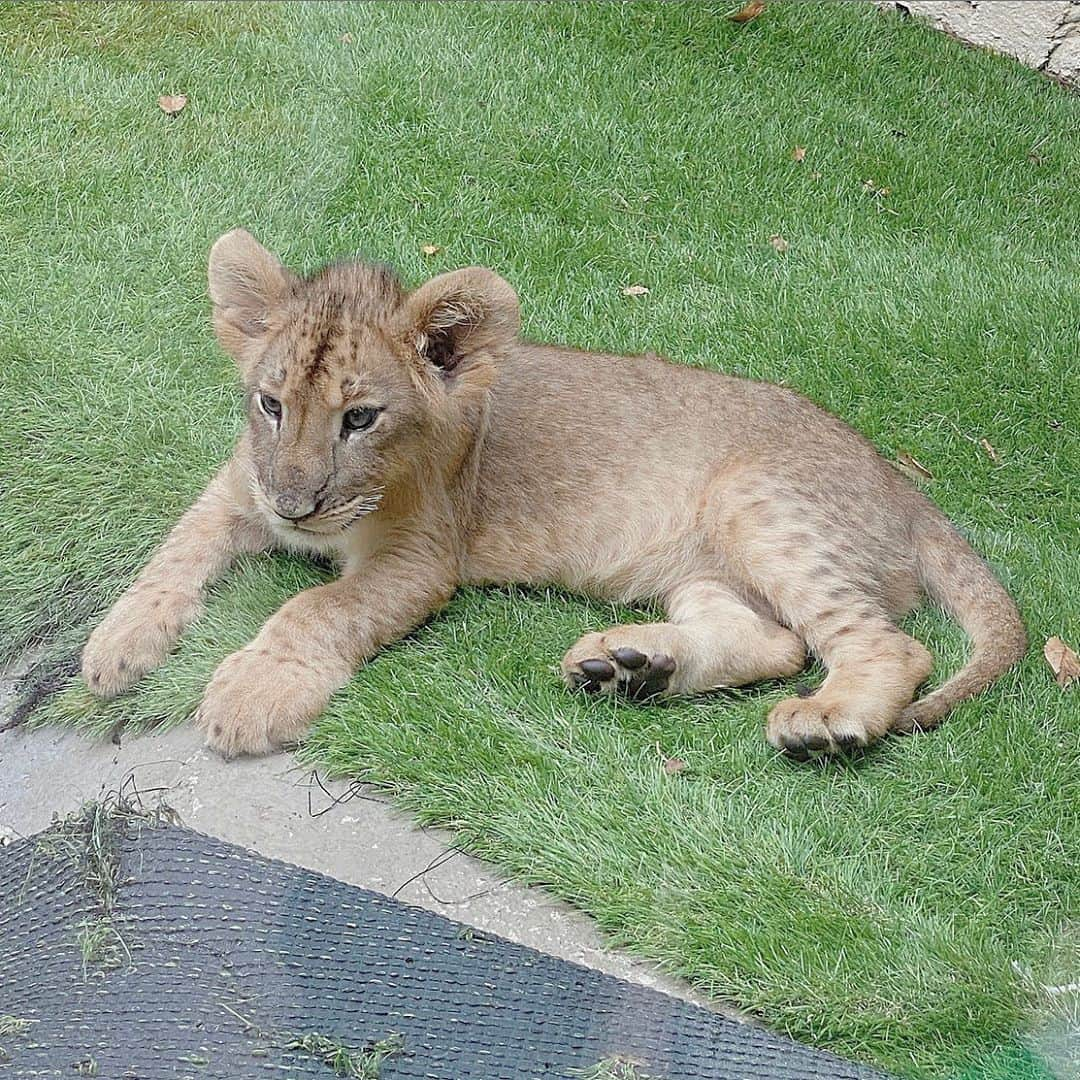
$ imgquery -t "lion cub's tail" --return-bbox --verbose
[896,508,1027,733]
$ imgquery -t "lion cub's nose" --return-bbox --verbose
[272,492,316,520]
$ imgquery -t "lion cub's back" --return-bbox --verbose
[465,344,876,593]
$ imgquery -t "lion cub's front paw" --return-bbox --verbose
[197,646,329,758]
[562,630,678,701]
[82,588,198,698]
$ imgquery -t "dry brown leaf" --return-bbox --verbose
[157,94,187,116]
[791,146,807,162]
[896,451,933,481]
[862,178,892,198]
[420,244,441,256]
[622,284,650,297]
[979,437,1000,463]
[340,32,354,44]
[728,0,766,22]
[663,757,688,776]
[1044,637,1080,689]
[769,234,789,253]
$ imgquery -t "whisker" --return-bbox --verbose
[319,487,384,522]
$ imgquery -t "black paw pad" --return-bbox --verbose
[832,733,866,756]
[780,734,812,762]
[579,658,615,681]
[651,654,676,676]
[569,648,677,700]
[570,671,604,693]
[618,651,676,701]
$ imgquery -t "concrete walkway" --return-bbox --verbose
[882,0,1080,85]
[0,689,724,1017]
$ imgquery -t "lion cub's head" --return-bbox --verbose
[208,229,519,539]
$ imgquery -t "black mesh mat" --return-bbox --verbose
[0,815,887,1079]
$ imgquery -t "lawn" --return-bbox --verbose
[1,2,1078,1077]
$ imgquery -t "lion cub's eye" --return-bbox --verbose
[342,406,380,436]
[259,393,282,420]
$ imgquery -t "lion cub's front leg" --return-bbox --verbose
[82,460,269,698]
[197,546,457,757]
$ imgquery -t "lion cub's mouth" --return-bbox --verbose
[252,482,383,535]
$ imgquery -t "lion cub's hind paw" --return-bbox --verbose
[563,636,677,701]
[766,694,883,763]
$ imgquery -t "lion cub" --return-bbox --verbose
[82,230,1026,759]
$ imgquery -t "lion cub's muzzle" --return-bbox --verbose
[270,491,318,521]
[262,489,384,536]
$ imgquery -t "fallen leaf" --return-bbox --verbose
[622,284,650,297]
[769,234,789,253]
[810,169,823,180]
[1044,637,1080,689]
[896,451,933,481]
[420,244,441,256]
[663,757,688,776]
[979,437,1000,462]
[157,93,187,116]
[791,146,807,162]
[340,32,354,44]
[728,0,766,22]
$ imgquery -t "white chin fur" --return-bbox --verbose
[270,520,344,555]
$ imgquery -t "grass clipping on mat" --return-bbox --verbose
[1,2,1078,1077]
[0,1016,36,1066]
[30,794,174,977]
[571,1058,655,1080]
[284,1033,404,1080]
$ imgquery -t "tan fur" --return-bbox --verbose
[81,230,1027,759]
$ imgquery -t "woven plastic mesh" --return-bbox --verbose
[0,819,887,1079]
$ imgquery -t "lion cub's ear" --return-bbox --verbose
[208,229,294,364]
[400,267,520,375]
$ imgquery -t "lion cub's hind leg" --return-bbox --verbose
[561,581,806,700]
[765,610,932,760]
[706,464,933,759]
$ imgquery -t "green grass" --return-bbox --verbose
[1,2,1077,1077]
